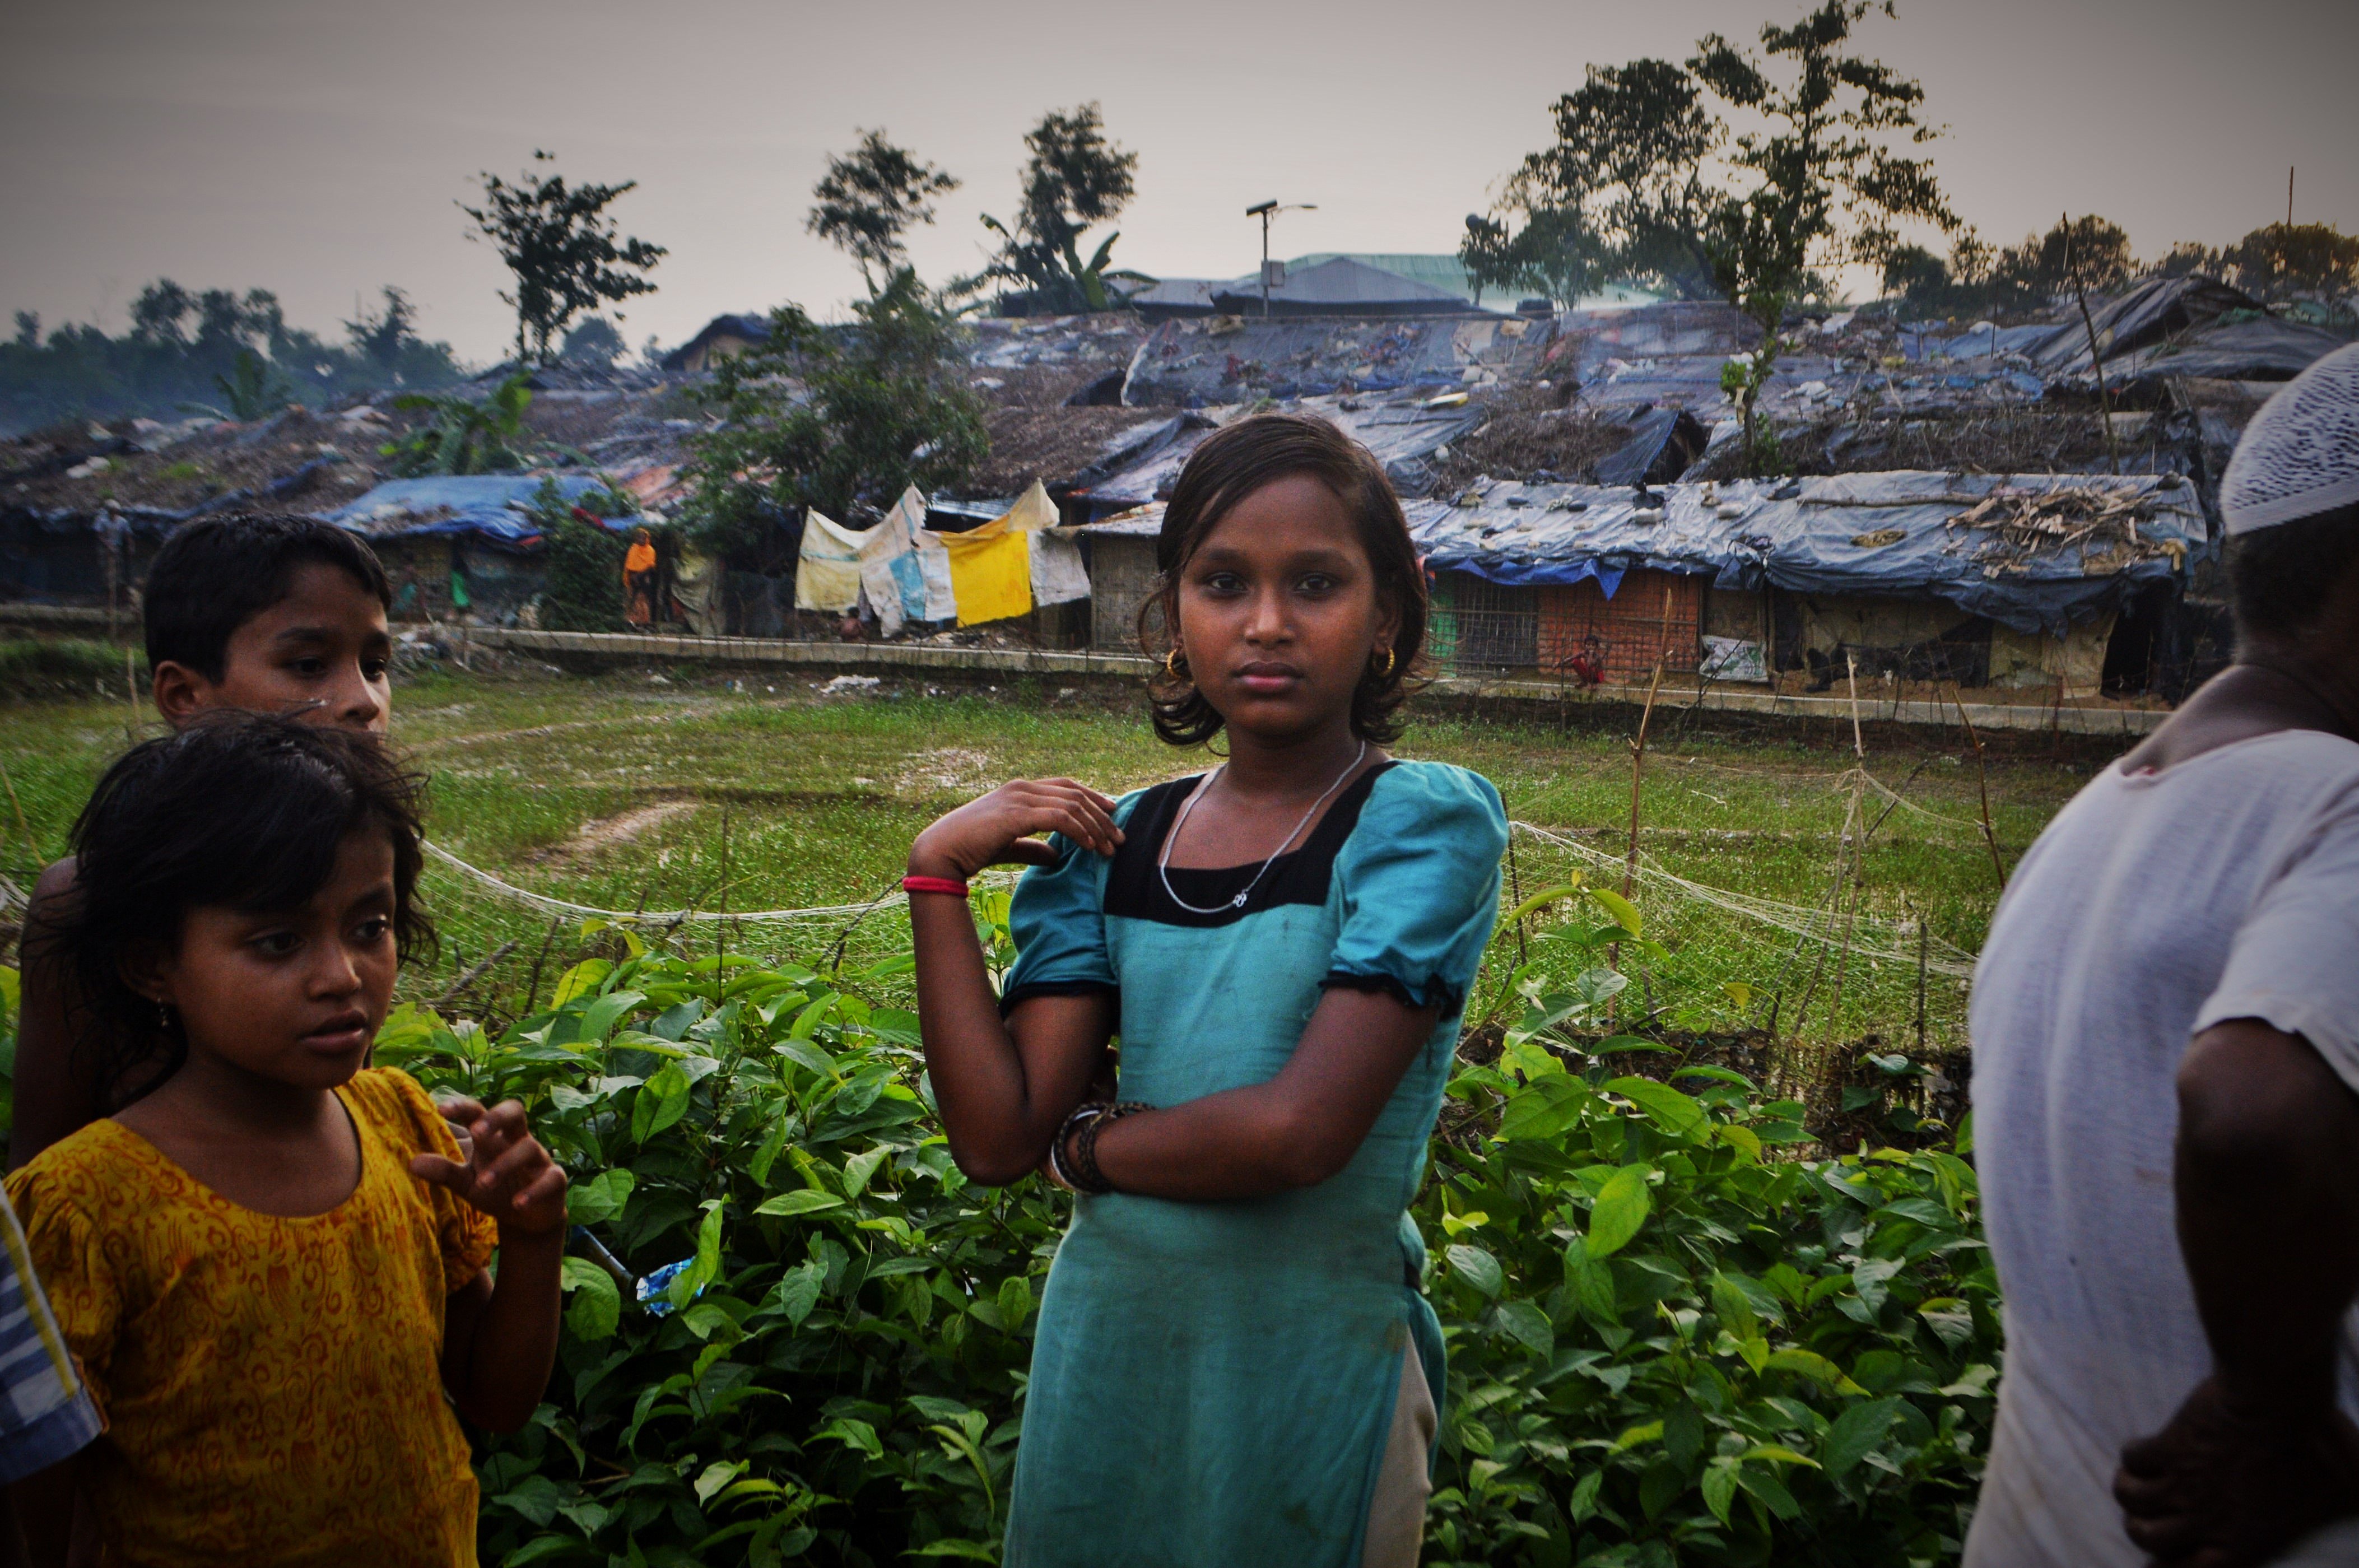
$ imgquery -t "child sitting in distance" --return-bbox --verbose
[12,511,397,1167]
[6,713,566,1566]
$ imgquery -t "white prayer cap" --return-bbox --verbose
[2222,343,2359,534]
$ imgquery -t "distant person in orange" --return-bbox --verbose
[624,526,658,625]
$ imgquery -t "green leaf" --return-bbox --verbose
[816,1417,883,1458]
[907,1542,998,1560]
[1612,1418,1665,1451]
[632,1062,692,1143]
[753,1189,844,1219]
[1493,1299,1554,1358]
[1735,1463,1802,1520]
[493,1472,565,1526]
[560,1258,622,1341]
[550,959,611,1008]
[1709,1273,1758,1342]
[1501,881,1586,928]
[674,1201,725,1308]
[1701,1460,1739,1523]
[1446,1244,1504,1298]
[695,1459,748,1504]
[844,1144,892,1200]
[1764,1348,1869,1396]
[579,989,646,1046]
[996,1274,1033,1329]
[1561,1235,1619,1324]
[1604,1076,1706,1138]
[1585,887,1641,936]
[761,1260,826,1327]
[748,1119,794,1188]
[1497,1075,1589,1141]
[1584,1165,1654,1258]
[1852,1254,1905,1314]
[567,1168,635,1227]
[1821,1397,1905,1477]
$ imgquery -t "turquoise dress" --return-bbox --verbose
[999,759,1507,1568]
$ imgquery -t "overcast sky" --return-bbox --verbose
[4,0,2353,365]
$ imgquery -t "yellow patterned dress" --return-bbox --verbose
[4,1067,496,1567]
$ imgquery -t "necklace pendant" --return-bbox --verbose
[1230,892,1248,909]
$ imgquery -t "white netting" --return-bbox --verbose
[2223,343,2359,533]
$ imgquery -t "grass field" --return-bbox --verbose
[1,646,2111,1057]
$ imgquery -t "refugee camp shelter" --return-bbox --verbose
[660,314,772,374]
[319,473,642,626]
[1409,471,2206,697]
[1206,257,1498,320]
[1121,315,1556,407]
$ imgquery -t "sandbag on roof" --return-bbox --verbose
[1411,471,2204,636]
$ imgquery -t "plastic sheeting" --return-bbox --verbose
[320,474,626,546]
[794,509,864,613]
[1411,471,2204,636]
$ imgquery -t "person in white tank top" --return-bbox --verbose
[1968,343,2359,1568]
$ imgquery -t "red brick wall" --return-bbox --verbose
[1537,569,1702,683]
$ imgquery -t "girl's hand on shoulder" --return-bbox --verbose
[909,778,1123,881]
[410,1097,570,1236]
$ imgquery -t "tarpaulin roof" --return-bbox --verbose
[1207,257,1495,318]
[2063,314,2353,390]
[1411,471,2204,635]
[1067,398,1478,508]
[2029,275,2255,377]
[1122,314,1555,406]
[319,474,631,547]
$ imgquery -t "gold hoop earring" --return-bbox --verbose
[1164,648,1188,681]
[1372,647,1396,679]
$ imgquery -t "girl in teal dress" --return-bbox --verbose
[906,413,1506,1568]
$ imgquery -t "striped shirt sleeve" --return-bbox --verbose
[0,1184,102,1483]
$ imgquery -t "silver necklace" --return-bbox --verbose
[1157,740,1367,915]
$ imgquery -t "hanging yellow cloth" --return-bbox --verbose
[942,511,1034,627]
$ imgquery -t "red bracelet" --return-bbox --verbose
[902,874,970,897]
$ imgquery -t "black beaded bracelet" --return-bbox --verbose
[1057,1100,1150,1195]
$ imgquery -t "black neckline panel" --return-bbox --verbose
[1102,762,1395,928]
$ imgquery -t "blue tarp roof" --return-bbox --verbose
[1412,471,2206,635]
[319,475,632,547]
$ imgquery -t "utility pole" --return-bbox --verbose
[2288,165,2296,228]
[1244,199,1316,317]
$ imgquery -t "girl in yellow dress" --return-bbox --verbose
[7,714,568,1566]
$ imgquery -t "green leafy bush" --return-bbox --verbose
[370,887,1995,1567]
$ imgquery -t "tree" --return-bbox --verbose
[13,313,38,350]
[1463,60,1720,305]
[981,105,1141,313]
[683,268,988,561]
[1691,1,1958,472]
[2222,222,2359,301]
[1993,215,2133,300]
[129,280,195,346]
[462,151,666,365]
[809,131,960,291]
[215,348,292,420]
[380,375,536,477]
[560,315,626,367]
[346,286,421,369]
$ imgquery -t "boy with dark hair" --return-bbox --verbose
[12,511,396,1166]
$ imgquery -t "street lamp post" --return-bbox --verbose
[1245,200,1316,318]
